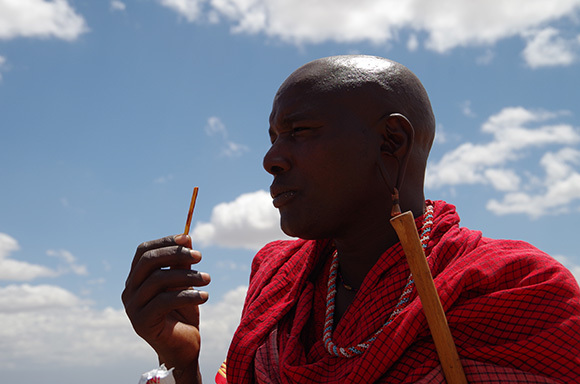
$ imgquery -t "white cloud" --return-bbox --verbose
[160,0,205,22]
[522,28,579,68]
[0,233,59,281]
[205,116,228,139]
[110,0,126,12]
[0,284,82,313]
[0,235,245,377]
[158,0,580,63]
[476,48,495,65]
[215,260,249,271]
[407,34,419,51]
[0,284,151,374]
[154,174,174,184]
[0,233,90,281]
[486,148,580,217]
[0,55,6,81]
[192,190,292,250]
[0,281,246,382]
[483,168,521,192]
[0,233,18,259]
[426,107,580,218]
[221,140,249,157]
[204,116,249,157]
[47,249,88,276]
[554,255,580,286]
[434,123,447,144]
[416,1,579,53]
[461,100,476,117]
[0,0,88,41]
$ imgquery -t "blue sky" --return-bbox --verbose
[0,0,579,382]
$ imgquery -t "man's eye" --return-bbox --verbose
[291,127,310,136]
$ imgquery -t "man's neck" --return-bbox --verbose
[332,200,425,290]
[333,222,398,290]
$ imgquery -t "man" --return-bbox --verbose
[123,55,580,383]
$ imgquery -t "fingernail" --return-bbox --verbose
[199,291,209,301]
[200,272,211,283]
[175,234,186,242]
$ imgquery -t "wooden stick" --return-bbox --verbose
[183,187,199,235]
[390,211,467,384]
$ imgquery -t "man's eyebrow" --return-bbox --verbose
[269,108,319,135]
[279,111,318,126]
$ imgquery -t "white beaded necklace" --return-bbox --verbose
[323,204,434,358]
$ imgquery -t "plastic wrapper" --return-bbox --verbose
[139,364,176,384]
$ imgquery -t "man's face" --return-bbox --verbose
[263,79,387,240]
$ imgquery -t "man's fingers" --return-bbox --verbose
[127,288,207,339]
[138,289,208,327]
[126,244,202,290]
[130,269,211,309]
[131,235,192,270]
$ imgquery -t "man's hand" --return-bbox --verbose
[122,234,210,383]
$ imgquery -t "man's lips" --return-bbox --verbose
[270,185,298,208]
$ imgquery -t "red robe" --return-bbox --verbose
[223,201,580,383]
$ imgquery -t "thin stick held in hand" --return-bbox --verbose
[391,211,467,384]
[183,187,199,235]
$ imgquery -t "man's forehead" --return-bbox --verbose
[269,88,323,125]
[268,55,402,127]
[272,75,380,116]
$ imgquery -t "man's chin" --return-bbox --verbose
[280,222,299,238]
[280,220,323,241]
[280,217,306,239]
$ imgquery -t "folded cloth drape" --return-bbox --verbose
[223,200,580,383]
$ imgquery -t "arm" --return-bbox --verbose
[122,234,211,384]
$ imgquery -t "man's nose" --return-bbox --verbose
[263,141,291,175]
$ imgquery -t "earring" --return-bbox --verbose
[391,187,401,217]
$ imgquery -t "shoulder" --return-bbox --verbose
[250,238,310,275]
[239,238,324,322]
[472,237,566,273]
[245,238,316,294]
[451,236,580,299]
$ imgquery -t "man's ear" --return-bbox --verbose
[376,113,415,196]
[380,113,415,159]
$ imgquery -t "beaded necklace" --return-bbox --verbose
[323,204,434,358]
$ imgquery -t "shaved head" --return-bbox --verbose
[276,55,436,167]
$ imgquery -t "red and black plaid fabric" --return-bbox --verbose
[224,201,580,383]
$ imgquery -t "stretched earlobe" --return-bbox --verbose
[377,113,415,215]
